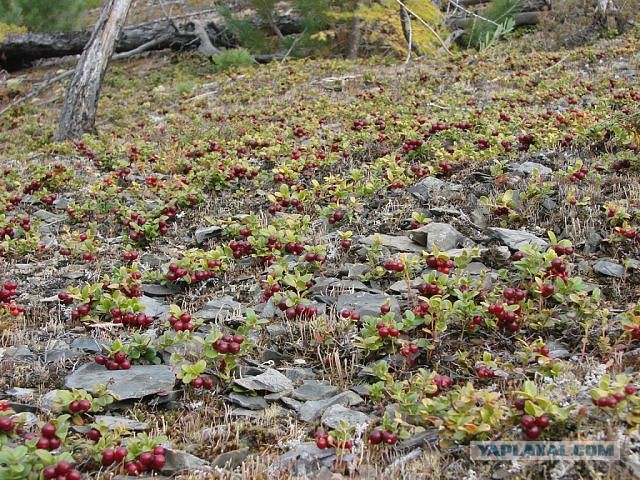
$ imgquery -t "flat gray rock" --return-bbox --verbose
[33,209,66,225]
[163,448,210,474]
[139,295,169,318]
[233,368,293,393]
[408,176,463,203]
[291,381,339,402]
[195,295,245,321]
[321,404,370,429]
[194,226,223,245]
[228,392,267,410]
[489,227,548,250]
[336,292,400,319]
[65,363,175,400]
[95,415,149,431]
[361,234,424,253]
[298,391,363,423]
[141,283,181,296]
[212,448,249,469]
[509,161,552,176]
[70,337,103,353]
[410,222,470,251]
[44,348,83,363]
[268,442,336,478]
[593,260,625,278]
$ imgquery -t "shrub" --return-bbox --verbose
[211,48,256,71]
[0,0,100,32]
[463,0,522,50]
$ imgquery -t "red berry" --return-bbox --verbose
[535,416,550,428]
[625,384,636,395]
[43,466,57,479]
[41,423,56,439]
[369,430,383,444]
[526,425,542,439]
[152,454,166,469]
[520,415,536,429]
[114,446,128,461]
[55,461,72,475]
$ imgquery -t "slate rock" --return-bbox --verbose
[283,367,318,382]
[410,222,470,251]
[10,345,35,359]
[65,363,175,400]
[233,368,293,393]
[593,260,625,278]
[70,336,103,353]
[298,391,364,423]
[335,292,400,320]
[228,392,267,410]
[361,234,424,254]
[291,381,339,402]
[95,415,149,431]
[212,448,250,469]
[269,443,335,477]
[163,448,210,474]
[408,176,463,203]
[44,348,83,363]
[141,283,181,296]
[195,295,245,321]
[33,209,66,225]
[321,404,370,429]
[194,226,223,245]
[139,295,169,318]
[509,161,553,176]
[488,227,548,250]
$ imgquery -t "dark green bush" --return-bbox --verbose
[0,0,100,32]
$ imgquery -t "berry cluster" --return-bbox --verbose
[328,209,344,224]
[614,226,638,240]
[409,163,429,179]
[400,343,419,357]
[284,241,305,256]
[426,256,455,274]
[340,309,361,322]
[376,322,400,338]
[569,165,589,182]
[278,300,319,319]
[519,413,550,439]
[517,134,535,151]
[124,447,166,475]
[166,261,220,283]
[417,282,443,297]
[122,250,139,261]
[532,344,550,357]
[432,374,453,395]
[368,429,397,445]
[101,446,128,466]
[476,365,496,379]
[383,259,405,272]
[304,251,326,264]
[487,303,520,333]
[314,431,352,450]
[412,301,430,318]
[545,258,567,280]
[110,309,154,328]
[42,461,81,480]
[438,161,453,176]
[267,197,304,214]
[95,351,131,370]
[0,281,23,317]
[612,159,631,171]
[190,375,214,389]
[37,422,62,450]
[594,384,636,409]
[468,315,483,331]
[169,312,194,332]
[229,240,254,259]
[212,334,245,354]
[0,404,17,434]
[227,165,258,181]
[68,399,92,414]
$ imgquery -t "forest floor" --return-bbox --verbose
[0,27,640,480]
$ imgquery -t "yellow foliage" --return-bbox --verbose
[355,0,446,54]
[0,22,26,42]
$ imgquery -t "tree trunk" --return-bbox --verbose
[55,0,132,141]
[347,15,361,59]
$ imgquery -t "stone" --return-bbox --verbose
[194,226,223,244]
[228,393,267,410]
[233,368,293,393]
[292,381,339,402]
[163,448,210,474]
[360,234,424,254]
[268,443,335,477]
[70,336,103,353]
[94,415,149,431]
[44,348,83,363]
[321,404,370,429]
[398,429,438,449]
[593,260,625,278]
[298,391,363,423]
[32,209,66,225]
[388,278,422,294]
[410,222,470,251]
[546,341,570,360]
[509,161,553,176]
[141,283,181,296]
[542,197,557,211]
[283,367,317,382]
[212,448,250,469]
[408,176,463,203]
[65,363,175,400]
[6,387,35,401]
[488,227,548,250]
[281,397,304,411]
[195,295,245,321]
[10,345,35,359]
[139,295,169,318]
[335,292,400,320]
[339,263,370,279]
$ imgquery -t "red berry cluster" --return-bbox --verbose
[409,163,429,179]
[160,204,178,219]
[400,343,419,357]
[417,282,443,297]
[487,303,520,333]
[368,429,397,445]
[267,198,304,214]
[227,165,258,181]
[0,216,32,240]
[546,258,567,280]
[0,281,23,317]
[304,252,326,264]
[68,399,92,414]
[594,384,636,409]
[166,261,220,283]
[315,431,352,450]
[212,334,245,354]
[351,119,370,131]
[36,422,62,450]
[614,226,638,240]
[0,410,16,434]
[383,259,404,272]
[533,344,550,356]
[327,209,345,225]
[101,446,128,466]
[476,365,496,379]
[280,301,319,320]
[70,303,92,321]
[110,309,154,328]
[42,461,81,480]
[388,180,405,190]
[40,193,57,206]
[426,255,455,274]
[468,315,483,331]
[376,322,400,338]
[190,375,214,389]
[517,134,535,151]
[494,206,510,216]
[124,447,167,475]
[412,301,430,318]
[284,241,305,256]
[438,161,453,176]
[569,166,589,182]
[401,138,423,153]
[122,250,139,261]
[95,351,131,370]
[476,138,491,150]
[519,414,549,439]
[340,309,361,322]
[229,240,254,259]
[612,159,631,171]
[169,312,194,332]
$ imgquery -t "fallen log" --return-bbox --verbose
[0,15,302,70]
[448,11,543,29]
